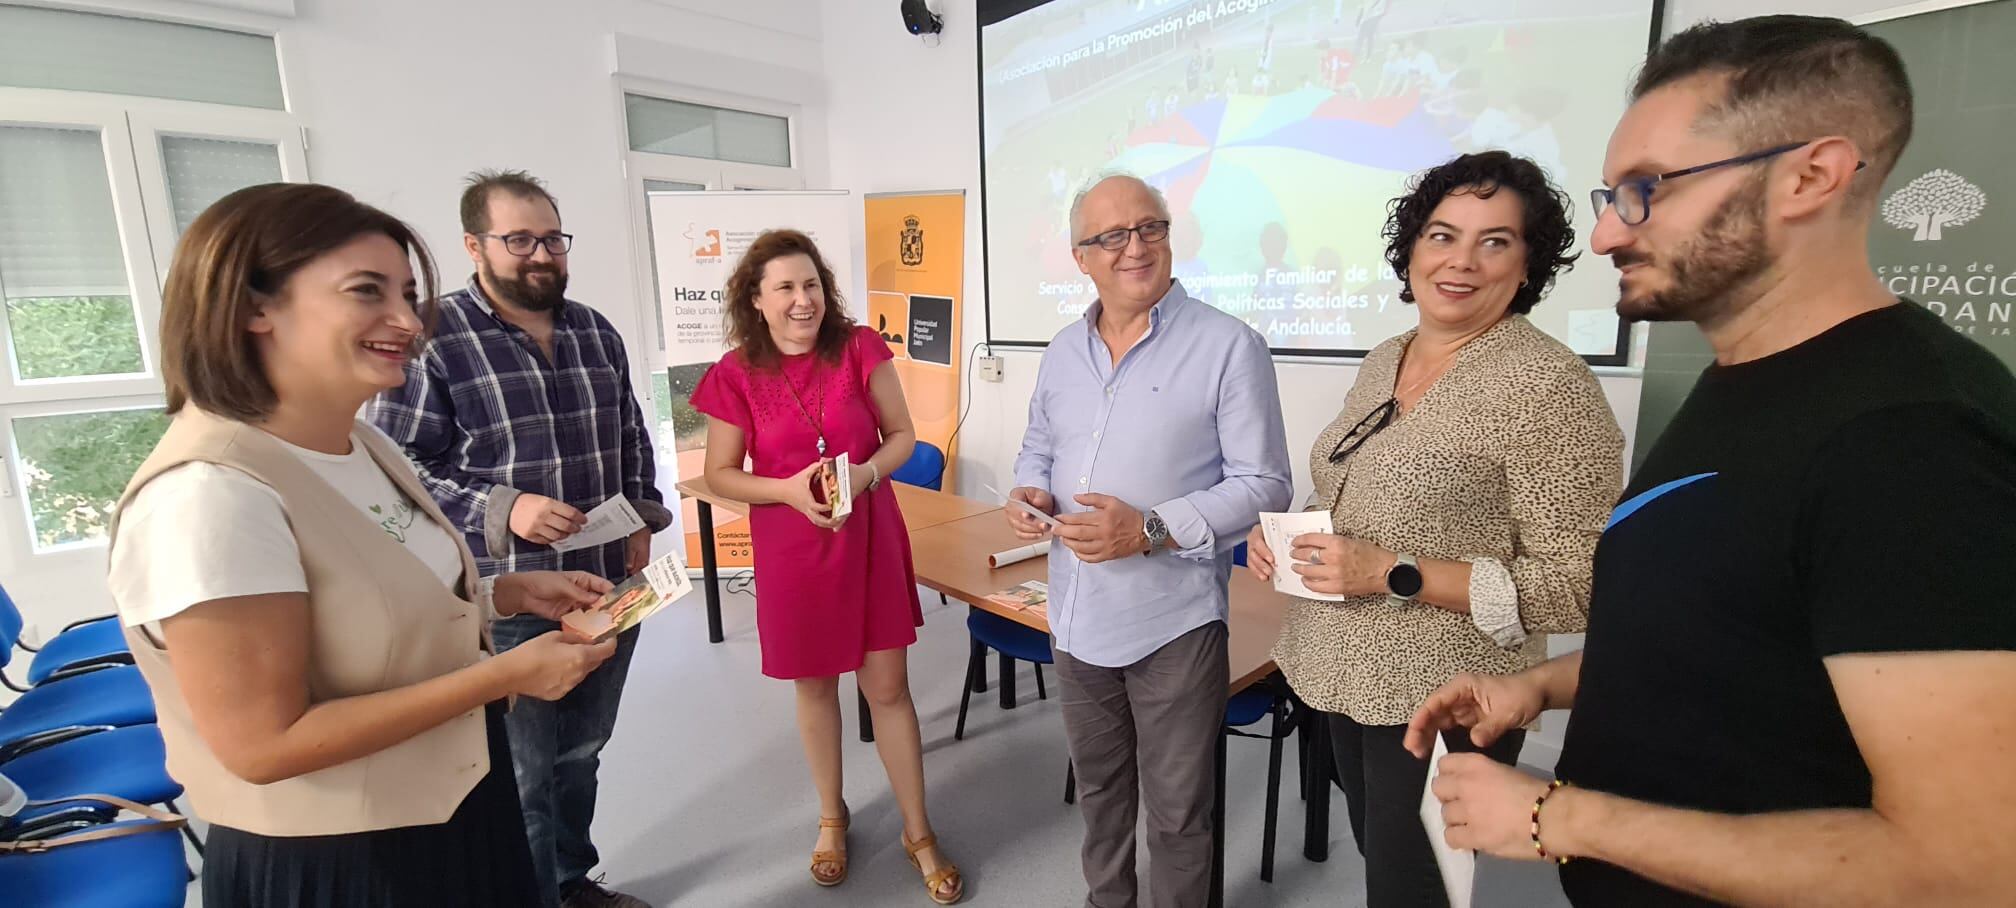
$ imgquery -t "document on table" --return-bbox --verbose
[1421,735,1475,908]
[553,496,646,553]
[1257,511,1346,601]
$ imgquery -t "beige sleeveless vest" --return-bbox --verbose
[108,408,490,836]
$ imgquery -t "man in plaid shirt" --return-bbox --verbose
[371,170,667,908]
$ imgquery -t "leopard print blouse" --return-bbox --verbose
[1269,315,1624,725]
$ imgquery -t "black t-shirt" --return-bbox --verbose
[1556,302,2016,906]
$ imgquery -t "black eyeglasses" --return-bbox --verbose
[1329,397,1398,464]
[1589,141,1865,226]
[1076,219,1171,252]
[479,233,574,257]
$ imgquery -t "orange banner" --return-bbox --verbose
[864,192,965,488]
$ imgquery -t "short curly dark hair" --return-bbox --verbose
[1382,151,1578,315]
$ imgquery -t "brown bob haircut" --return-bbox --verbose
[722,229,854,370]
[160,182,439,420]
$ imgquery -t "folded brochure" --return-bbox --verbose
[552,495,646,553]
[560,551,692,643]
[1258,511,1347,602]
[818,453,854,520]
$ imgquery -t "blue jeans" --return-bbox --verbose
[491,615,641,907]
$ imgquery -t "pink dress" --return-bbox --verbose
[689,326,923,679]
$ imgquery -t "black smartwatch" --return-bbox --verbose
[1386,553,1424,603]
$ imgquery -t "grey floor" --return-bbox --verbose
[189,583,1573,907]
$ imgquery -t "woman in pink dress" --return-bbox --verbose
[689,230,963,904]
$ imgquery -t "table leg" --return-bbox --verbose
[1210,729,1227,908]
[998,651,1017,710]
[858,684,875,743]
[1303,712,1331,862]
[697,500,723,644]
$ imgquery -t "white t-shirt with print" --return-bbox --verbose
[108,425,464,628]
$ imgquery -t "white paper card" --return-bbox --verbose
[1421,735,1476,908]
[553,496,646,553]
[1258,511,1346,601]
[641,550,693,601]
[983,483,1061,528]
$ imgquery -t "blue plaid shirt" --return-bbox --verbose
[369,277,671,582]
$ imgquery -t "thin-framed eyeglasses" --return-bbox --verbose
[479,233,574,257]
[1589,141,1865,226]
[1328,397,1398,464]
[1076,219,1171,252]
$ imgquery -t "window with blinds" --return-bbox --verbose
[0,4,284,109]
[624,94,792,167]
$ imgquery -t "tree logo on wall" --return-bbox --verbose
[900,215,925,266]
[1883,169,1986,242]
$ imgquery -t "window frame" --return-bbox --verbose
[0,86,305,572]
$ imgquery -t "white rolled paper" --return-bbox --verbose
[988,538,1051,569]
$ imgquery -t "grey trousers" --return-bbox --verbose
[1053,621,1228,908]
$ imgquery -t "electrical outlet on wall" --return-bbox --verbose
[978,355,1003,382]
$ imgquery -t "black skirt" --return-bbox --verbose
[201,702,540,908]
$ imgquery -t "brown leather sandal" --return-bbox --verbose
[810,807,849,887]
[902,832,964,905]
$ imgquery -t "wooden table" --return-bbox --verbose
[673,476,997,642]
[909,509,1286,690]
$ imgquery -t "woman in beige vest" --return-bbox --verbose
[106,183,619,907]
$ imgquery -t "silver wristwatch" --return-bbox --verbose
[1143,509,1171,555]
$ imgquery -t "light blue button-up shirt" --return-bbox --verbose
[1014,280,1293,668]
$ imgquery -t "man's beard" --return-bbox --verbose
[482,257,568,312]
[1615,178,1769,325]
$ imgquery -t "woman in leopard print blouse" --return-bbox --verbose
[1246,152,1623,907]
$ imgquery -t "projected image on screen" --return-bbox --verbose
[980,0,1653,359]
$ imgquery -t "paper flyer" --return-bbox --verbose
[1257,511,1346,601]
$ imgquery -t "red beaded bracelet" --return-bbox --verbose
[1531,779,1571,865]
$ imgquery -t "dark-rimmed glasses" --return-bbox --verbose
[479,233,574,257]
[1076,219,1170,252]
[1329,397,1398,464]
[1589,141,1864,226]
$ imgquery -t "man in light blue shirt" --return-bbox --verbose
[1010,174,1292,908]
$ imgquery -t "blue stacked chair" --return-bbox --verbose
[1,585,131,689]
[0,813,191,908]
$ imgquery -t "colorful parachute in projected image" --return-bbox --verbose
[1108,88,1456,304]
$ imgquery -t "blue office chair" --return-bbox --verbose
[0,726,182,825]
[954,609,1051,740]
[0,815,191,908]
[1,585,130,691]
[1223,679,1301,882]
[0,724,199,859]
[0,667,156,755]
[891,441,946,491]
[1065,675,1303,882]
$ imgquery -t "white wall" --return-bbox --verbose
[8,0,828,641]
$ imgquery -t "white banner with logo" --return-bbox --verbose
[647,190,856,569]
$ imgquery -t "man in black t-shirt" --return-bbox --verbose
[1408,16,2016,907]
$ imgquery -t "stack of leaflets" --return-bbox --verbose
[984,580,1049,619]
